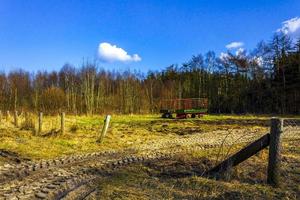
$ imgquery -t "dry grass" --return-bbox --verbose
[95,146,299,200]
[0,114,269,160]
[0,114,299,199]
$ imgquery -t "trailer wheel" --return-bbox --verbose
[191,114,196,118]
[164,113,172,119]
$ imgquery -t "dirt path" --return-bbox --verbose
[0,128,270,200]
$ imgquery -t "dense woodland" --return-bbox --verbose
[1,32,300,115]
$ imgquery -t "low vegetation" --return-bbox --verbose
[0,114,299,199]
[0,114,269,160]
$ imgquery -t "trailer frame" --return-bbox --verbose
[160,98,208,119]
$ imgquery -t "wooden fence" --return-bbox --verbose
[206,117,283,187]
[1,111,111,143]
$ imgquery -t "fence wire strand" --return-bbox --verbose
[283,118,300,139]
[280,118,300,192]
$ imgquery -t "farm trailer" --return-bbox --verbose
[160,98,208,119]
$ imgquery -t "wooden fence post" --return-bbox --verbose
[38,112,43,134]
[61,112,65,134]
[14,110,18,127]
[267,117,283,187]
[24,112,28,125]
[97,115,111,143]
[6,110,10,121]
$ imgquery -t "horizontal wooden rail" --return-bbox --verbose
[206,133,270,176]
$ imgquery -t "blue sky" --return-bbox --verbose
[0,0,300,73]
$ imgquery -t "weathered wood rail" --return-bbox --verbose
[206,133,270,175]
[206,117,283,187]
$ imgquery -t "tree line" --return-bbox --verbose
[1,32,299,115]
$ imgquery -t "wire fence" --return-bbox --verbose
[205,118,300,157]
[206,118,299,192]
[0,111,299,189]
[0,111,105,137]
[281,118,300,191]
[283,118,300,139]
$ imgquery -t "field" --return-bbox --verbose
[0,114,299,199]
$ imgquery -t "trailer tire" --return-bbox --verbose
[163,113,170,119]
[165,113,173,119]
[191,114,196,118]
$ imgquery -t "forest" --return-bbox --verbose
[1,32,299,115]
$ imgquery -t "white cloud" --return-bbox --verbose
[98,42,142,63]
[226,42,244,49]
[277,17,300,37]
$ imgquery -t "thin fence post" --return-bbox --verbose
[267,117,283,187]
[24,112,28,124]
[61,112,65,134]
[38,112,43,134]
[6,110,10,121]
[0,110,2,122]
[14,110,18,127]
[97,115,111,143]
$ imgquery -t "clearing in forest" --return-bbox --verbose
[0,114,299,199]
